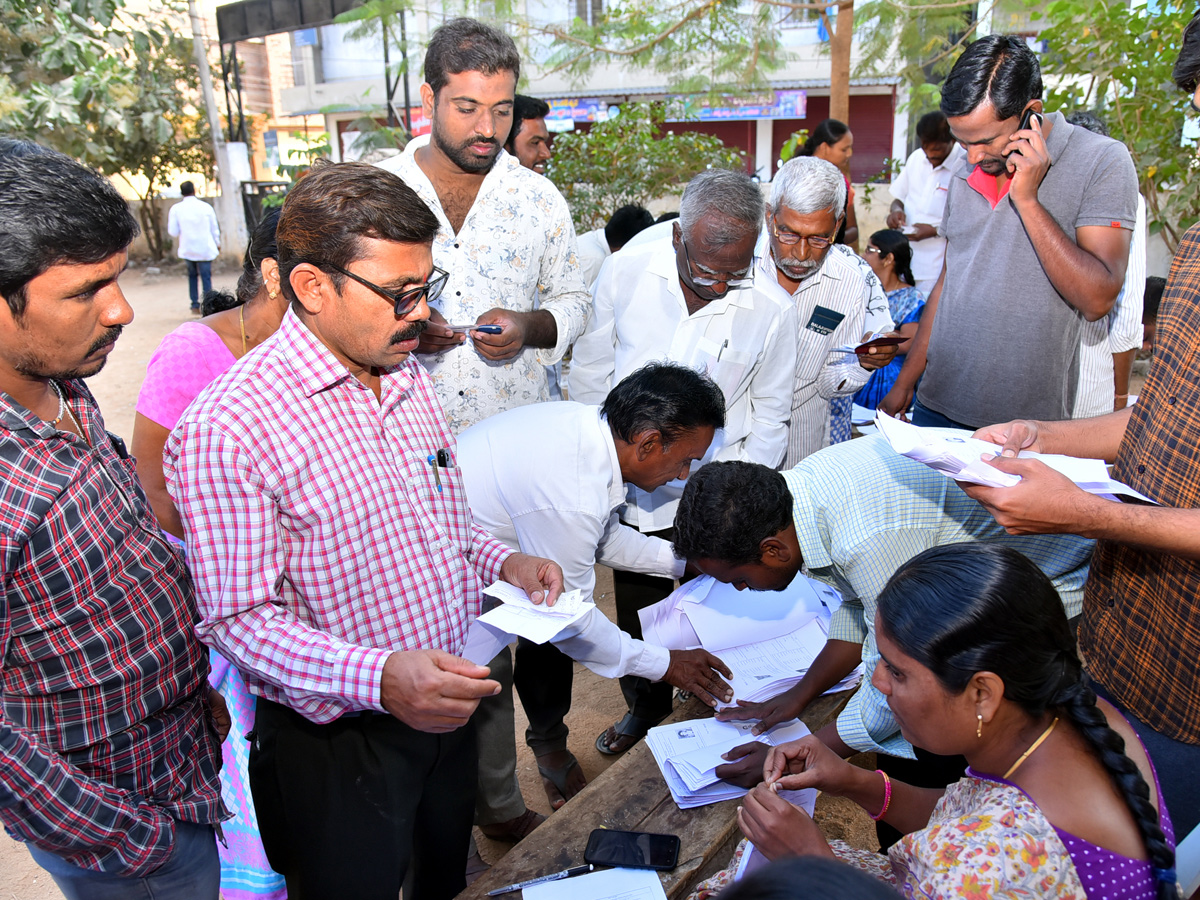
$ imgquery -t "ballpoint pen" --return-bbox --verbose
[427,454,442,492]
[486,864,594,896]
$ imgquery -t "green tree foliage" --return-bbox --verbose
[1034,0,1196,254]
[545,101,745,232]
[1,0,214,259]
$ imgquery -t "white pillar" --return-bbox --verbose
[755,118,773,180]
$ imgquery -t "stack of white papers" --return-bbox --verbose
[647,716,819,811]
[715,618,862,710]
[874,411,1156,503]
[460,583,593,665]
[637,574,862,709]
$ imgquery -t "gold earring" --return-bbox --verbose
[268,289,278,299]
[977,713,984,739]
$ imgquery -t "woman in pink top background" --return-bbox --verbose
[134,209,290,900]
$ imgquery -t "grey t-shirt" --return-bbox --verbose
[918,112,1138,427]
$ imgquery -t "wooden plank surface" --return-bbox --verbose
[458,691,850,900]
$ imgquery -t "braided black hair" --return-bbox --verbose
[876,544,1176,898]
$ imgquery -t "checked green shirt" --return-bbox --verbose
[785,435,1094,758]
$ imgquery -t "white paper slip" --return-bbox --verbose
[476,585,594,645]
[851,403,876,425]
[668,719,812,791]
[639,573,836,653]
[874,412,1157,504]
[715,619,829,708]
[461,619,512,665]
[482,582,589,616]
[733,842,772,881]
[524,866,666,900]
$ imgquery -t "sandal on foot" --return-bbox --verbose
[537,750,584,808]
[595,712,662,756]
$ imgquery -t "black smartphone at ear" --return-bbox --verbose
[584,829,681,870]
[1017,107,1043,132]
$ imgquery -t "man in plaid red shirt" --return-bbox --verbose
[0,146,227,896]
[166,161,565,900]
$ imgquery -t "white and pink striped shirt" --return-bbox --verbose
[165,309,512,723]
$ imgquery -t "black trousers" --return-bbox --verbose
[248,698,477,900]
[513,636,575,755]
[611,526,684,722]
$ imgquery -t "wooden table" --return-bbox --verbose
[458,691,851,900]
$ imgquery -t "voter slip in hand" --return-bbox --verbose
[647,716,818,810]
[874,411,1156,504]
[462,584,593,661]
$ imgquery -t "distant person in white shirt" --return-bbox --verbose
[570,168,797,756]
[754,157,895,467]
[1064,110,1146,417]
[576,205,655,287]
[457,362,733,810]
[167,180,220,313]
[886,112,964,296]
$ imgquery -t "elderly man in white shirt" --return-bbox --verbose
[886,111,966,297]
[458,363,733,811]
[755,157,895,468]
[377,19,590,436]
[570,168,797,756]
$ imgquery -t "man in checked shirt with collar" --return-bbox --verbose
[0,148,227,896]
[165,162,564,900]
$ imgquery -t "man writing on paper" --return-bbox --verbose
[954,13,1200,836]
[458,362,734,809]
[166,162,564,900]
[669,441,1092,837]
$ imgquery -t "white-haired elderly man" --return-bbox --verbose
[757,157,897,468]
[570,168,798,759]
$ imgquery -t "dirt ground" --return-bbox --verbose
[0,262,887,897]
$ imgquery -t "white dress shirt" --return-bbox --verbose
[889,144,965,295]
[576,227,611,288]
[378,138,592,433]
[167,196,220,262]
[570,237,798,532]
[754,237,894,468]
[458,402,682,680]
[1074,193,1147,418]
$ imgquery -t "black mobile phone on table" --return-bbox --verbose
[584,829,680,870]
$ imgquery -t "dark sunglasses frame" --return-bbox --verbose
[326,262,449,316]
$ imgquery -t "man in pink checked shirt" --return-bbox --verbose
[164,161,564,900]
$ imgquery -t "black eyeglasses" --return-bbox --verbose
[771,214,835,250]
[326,262,448,316]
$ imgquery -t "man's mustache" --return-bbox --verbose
[390,318,429,345]
[88,326,122,354]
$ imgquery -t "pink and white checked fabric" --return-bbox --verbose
[165,310,511,723]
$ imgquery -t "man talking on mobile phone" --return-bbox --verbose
[878,34,1138,430]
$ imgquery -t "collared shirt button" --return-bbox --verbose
[458,390,465,396]
[1138,464,1146,474]
[1167,396,1177,405]
[1108,598,1116,608]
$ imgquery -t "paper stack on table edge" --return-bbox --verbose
[523,866,667,900]
[874,411,1156,504]
[647,715,819,811]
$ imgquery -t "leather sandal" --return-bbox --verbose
[537,750,584,808]
[595,712,662,756]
